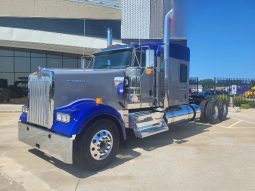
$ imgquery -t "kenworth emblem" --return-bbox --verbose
[65,80,86,84]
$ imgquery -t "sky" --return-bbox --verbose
[182,0,255,78]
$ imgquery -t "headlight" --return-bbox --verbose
[56,113,71,123]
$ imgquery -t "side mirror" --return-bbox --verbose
[145,49,155,68]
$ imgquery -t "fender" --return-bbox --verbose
[52,99,127,140]
[19,112,27,122]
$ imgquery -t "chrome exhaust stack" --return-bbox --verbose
[163,9,173,108]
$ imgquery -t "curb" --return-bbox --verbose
[0,105,22,113]
[0,111,21,113]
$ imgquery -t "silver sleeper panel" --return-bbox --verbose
[18,122,74,164]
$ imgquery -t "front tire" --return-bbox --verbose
[75,119,120,171]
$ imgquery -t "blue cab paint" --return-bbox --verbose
[117,83,124,95]
[52,99,126,138]
[19,112,27,123]
[19,99,126,139]
[102,41,190,61]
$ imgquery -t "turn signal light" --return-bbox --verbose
[96,98,103,105]
[145,68,153,76]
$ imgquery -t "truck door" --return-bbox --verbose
[133,48,155,106]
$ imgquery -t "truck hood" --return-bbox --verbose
[48,68,125,109]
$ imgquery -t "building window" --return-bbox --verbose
[0,48,14,57]
[14,57,30,73]
[31,50,46,58]
[47,58,62,68]
[0,47,82,104]
[63,58,78,68]
[31,57,47,72]
[0,17,121,39]
[0,57,14,72]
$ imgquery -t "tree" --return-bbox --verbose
[250,80,255,89]
[199,79,215,90]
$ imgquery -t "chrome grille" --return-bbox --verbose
[28,71,54,129]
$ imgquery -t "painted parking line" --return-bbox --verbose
[245,121,255,125]
[216,119,242,129]
[215,116,255,129]
[216,123,226,128]
[231,117,255,126]
[225,120,242,128]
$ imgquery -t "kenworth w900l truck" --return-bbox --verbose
[18,2,228,170]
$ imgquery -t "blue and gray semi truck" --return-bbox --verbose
[18,0,228,170]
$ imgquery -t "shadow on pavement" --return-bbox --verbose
[29,121,212,178]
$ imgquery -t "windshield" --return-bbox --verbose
[91,49,131,69]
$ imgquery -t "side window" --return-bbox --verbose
[180,64,188,83]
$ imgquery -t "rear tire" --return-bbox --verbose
[219,100,228,121]
[200,100,209,122]
[206,99,221,124]
[75,119,119,171]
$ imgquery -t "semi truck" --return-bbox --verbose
[18,2,228,171]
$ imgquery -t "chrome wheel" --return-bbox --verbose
[90,130,113,161]
[213,106,219,120]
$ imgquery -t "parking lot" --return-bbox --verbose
[1,106,255,191]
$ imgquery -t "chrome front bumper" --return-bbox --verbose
[18,122,75,164]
